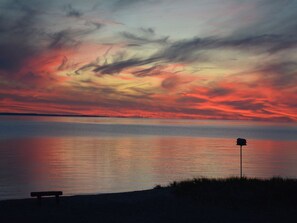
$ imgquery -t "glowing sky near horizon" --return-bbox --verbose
[0,0,296,121]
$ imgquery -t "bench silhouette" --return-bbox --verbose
[31,191,63,204]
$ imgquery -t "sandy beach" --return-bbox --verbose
[1,179,297,223]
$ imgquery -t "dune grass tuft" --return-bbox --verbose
[166,177,297,206]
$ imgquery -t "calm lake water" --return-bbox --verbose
[0,116,297,200]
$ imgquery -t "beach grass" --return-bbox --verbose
[165,177,297,206]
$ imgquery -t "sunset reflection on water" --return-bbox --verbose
[1,135,296,200]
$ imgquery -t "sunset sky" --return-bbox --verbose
[0,0,296,121]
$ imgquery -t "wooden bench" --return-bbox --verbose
[30,191,63,204]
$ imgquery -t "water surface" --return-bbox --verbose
[0,116,296,200]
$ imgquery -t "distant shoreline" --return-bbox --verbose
[0,112,146,119]
[1,112,296,124]
[0,112,158,119]
[0,112,107,118]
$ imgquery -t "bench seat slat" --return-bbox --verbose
[31,191,63,197]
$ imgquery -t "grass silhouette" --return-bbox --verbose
[1,177,297,222]
[165,177,297,206]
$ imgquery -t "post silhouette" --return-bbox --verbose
[236,138,247,178]
[240,145,242,178]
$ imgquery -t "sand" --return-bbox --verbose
[1,187,296,223]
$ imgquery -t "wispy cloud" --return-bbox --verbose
[1,0,296,121]
[120,27,169,45]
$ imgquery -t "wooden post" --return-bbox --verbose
[236,138,247,179]
[240,145,242,178]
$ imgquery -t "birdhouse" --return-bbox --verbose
[237,138,247,146]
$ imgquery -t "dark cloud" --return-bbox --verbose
[6,70,61,88]
[232,0,297,39]
[0,0,43,72]
[2,0,296,69]
[176,96,206,104]
[0,42,36,72]
[81,30,297,76]
[76,36,205,76]
[85,21,104,29]
[93,57,158,75]
[126,43,141,47]
[223,100,265,111]
[57,56,68,71]
[48,23,103,49]
[156,34,297,64]
[161,76,180,89]
[257,61,297,88]
[225,34,297,53]
[64,4,83,18]
[140,27,155,35]
[48,30,81,49]
[74,63,97,75]
[121,31,168,44]
[155,37,214,63]
[132,65,163,77]
[120,27,168,45]
[74,35,201,76]
[17,72,44,86]
[0,0,105,75]
[208,87,234,97]
[74,35,249,76]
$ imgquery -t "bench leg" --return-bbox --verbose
[55,195,60,204]
[37,196,41,205]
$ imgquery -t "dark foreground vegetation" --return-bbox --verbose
[1,177,297,223]
[169,177,297,206]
